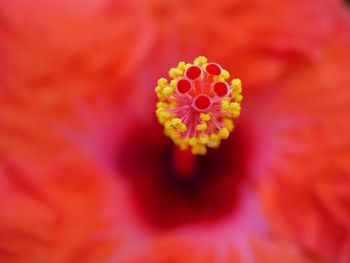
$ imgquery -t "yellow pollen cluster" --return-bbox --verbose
[155,56,243,155]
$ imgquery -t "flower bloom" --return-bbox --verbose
[260,36,350,263]
[0,0,350,263]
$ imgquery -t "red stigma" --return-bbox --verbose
[213,82,229,97]
[205,63,221,75]
[193,94,211,111]
[185,66,202,80]
[177,78,192,94]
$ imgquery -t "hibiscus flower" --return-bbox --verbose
[0,0,349,263]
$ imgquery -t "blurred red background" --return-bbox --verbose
[0,0,349,262]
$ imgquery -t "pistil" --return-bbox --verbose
[155,56,243,155]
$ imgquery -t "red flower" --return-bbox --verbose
[0,0,349,262]
[261,37,350,263]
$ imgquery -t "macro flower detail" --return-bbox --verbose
[1,0,350,262]
[155,56,243,155]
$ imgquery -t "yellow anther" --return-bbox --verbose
[157,78,168,86]
[231,78,241,90]
[207,133,221,148]
[198,134,209,144]
[191,144,207,155]
[170,131,180,140]
[223,118,234,132]
[177,138,190,150]
[158,118,170,125]
[156,102,167,109]
[229,102,241,117]
[156,109,168,118]
[210,133,220,141]
[156,107,164,113]
[221,100,230,111]
[218,128,230,139]
[170,80,177,88]
[168,68,176,78]
[162,86,174,96]
[178,123,187,133]
[177,61,186,71]
[184,63,192,70]
[169,118,187,133]
[233,94,243,102]
[217,70,230,81]
[155,85,163,93]
[200,113,211,122]
[231,79,243,102]
[194,56,208,66]
[189,137,198,146]
[155,88,165,100]
[171,118,182,127]
[157,108,172,124]
[168,68,182,78]
[231,110,240,118]
[196,123,208,131]
[229,102,240,111]
[164,120,172,129]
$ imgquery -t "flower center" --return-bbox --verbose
[117,121,249,231]
[155,56,243,155]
